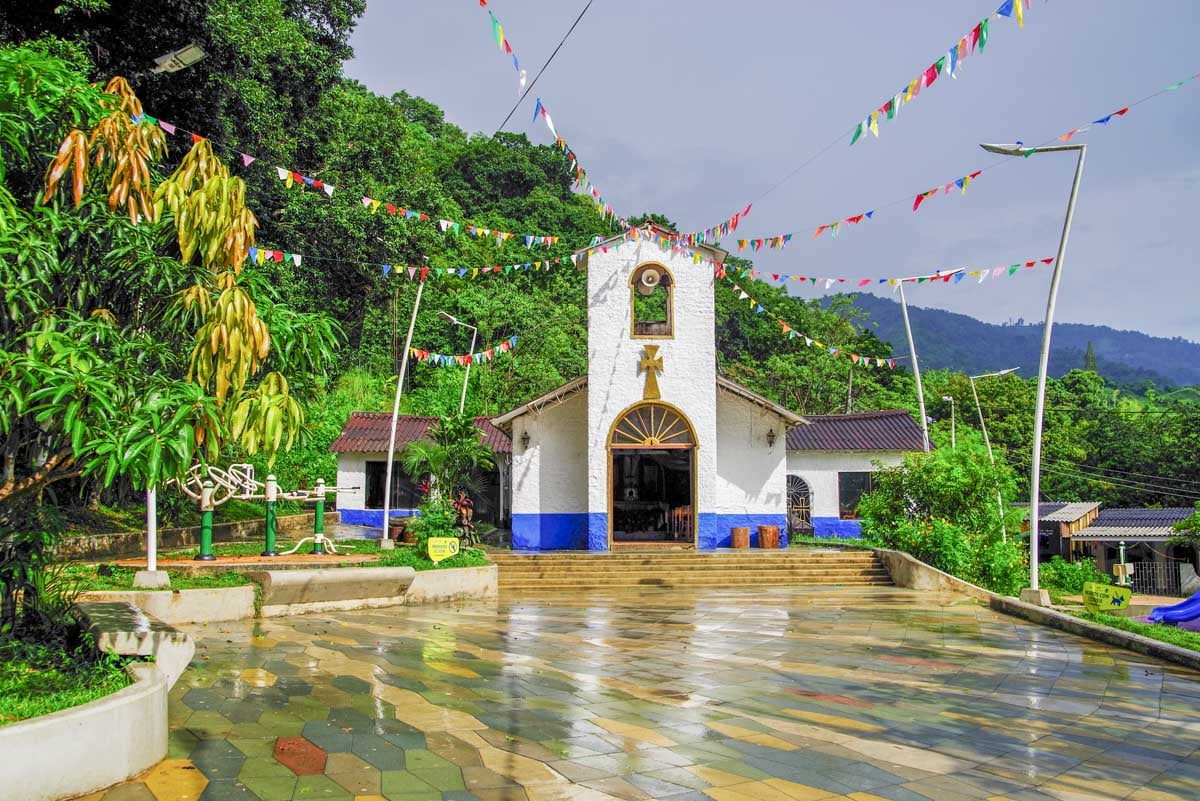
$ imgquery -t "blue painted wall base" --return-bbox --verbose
[339,508,418,527]
[587,514,609,551]
[698,514,788,549]
[812,517,863,539]
[512,513,589,551]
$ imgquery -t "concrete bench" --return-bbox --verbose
[75,601,196,688]
[247,566,417,616]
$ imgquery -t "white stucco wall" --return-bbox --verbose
[715,390,788,515]
[336,453,368,511]
[510,390,588,515]
[785,450,907,518]
[585,239,717,525]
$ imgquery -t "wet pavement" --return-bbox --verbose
[80,587,1200,801]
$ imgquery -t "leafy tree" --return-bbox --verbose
[400,415,495,503]
[858,430,1028,594]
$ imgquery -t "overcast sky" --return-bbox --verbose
[346,1,1200,341]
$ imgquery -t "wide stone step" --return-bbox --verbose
[499,577,892,589]
[500,569,890,583]
[496,562,883,574]
[491,556,878,567]
[497,566,891,578]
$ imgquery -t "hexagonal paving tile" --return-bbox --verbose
[273,735,327,775]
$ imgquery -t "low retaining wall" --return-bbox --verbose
[406,565,497,604]
[249,565,497,617]
[0,662,167,801]
[55,511,340,561]
[76,602,196,688]
[878,548,1200,673]
[78,585,256,625]
[874,549,993,602]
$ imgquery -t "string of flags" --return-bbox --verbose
[128,113,561,249]
[480,1,527,94]
[718,273,897,370]
[1053,72,1200,144]
[851,0,1032,147]
[724,258,1055,290]
[735,168,982,250]
[530,97,625,225]
[411,335,518,368]
[670,205,753,248]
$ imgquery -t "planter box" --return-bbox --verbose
[0,663,167,801]
[78,585,256,625]
[249,565,497,617]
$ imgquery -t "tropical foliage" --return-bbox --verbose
[858,432,1029,595]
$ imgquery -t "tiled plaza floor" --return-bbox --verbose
[80,587,1200,801]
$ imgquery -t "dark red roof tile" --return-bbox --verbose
[329,413,511,454]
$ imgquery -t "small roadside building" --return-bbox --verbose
[1016,502,1102,560]
[331,413,511,528]
[784,410,927,539]
[1066,507,1198,594]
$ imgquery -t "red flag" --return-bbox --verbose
[1041,258,1053,264]
[191,133,204,144]
[813,225,828,238]
[741,203,752,217]
[1114,107,1129,117]
[923,64,939,88]
[419,267,428,282]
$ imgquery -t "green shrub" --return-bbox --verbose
[1040,556,1111,595]
[405,498,458,558]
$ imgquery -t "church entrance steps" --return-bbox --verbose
[492,549,892,590]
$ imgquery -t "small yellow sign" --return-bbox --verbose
[427,537,460,564]
[1082,582,1131,614]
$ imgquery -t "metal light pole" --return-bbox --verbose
[437,311,478,415]
[941,396,956,449]
[896,282,930,452]
[970,367,1019,543]
[980,142,1086,601]
[382,279,426,547]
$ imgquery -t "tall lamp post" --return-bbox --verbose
[941,396,956,449]
[980,141,1086,603]
[970,367,1020,543]
[382,280,426,548]
[437,311,478,415]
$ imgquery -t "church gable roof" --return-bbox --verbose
[330,412,511,454]
[785,409,925,452]
[575,223,729,264]
[492,376,588,428]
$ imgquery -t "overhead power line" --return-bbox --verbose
[1008,457,1200,503]
[495,0,596,135]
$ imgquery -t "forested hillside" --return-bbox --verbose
[0,0,1196,523]
[851,294,1200,389]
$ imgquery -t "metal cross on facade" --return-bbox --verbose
[639,345,663,400]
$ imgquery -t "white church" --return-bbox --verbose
[333,223,926,549]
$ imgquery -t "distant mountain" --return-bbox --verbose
[845,294,1200,389]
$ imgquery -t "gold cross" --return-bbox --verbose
[639,345,663,400]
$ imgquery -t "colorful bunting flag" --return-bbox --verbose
[412,335,518,368]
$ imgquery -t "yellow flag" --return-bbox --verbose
[369,199,381,214]
[905,78,918,103]
[1015,0,1024,28]
[869,113,879,138]
[471,268,478,279]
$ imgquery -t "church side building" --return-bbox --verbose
[494,225,803,551]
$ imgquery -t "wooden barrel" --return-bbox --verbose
[757,525,780,550]
[730,527,750,549]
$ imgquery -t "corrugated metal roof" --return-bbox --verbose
[1069,507,1193,541]
[785,410,925,452]
[1068,526,1178,542]
[329,413,511,454]
[1015,502,1101,522]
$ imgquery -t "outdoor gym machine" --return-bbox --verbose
[171,464,352,560]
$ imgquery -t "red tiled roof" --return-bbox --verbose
[786,409,925,452]
[329,413,511,454]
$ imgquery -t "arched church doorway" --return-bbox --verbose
[608,401,696,545]
[787,476,813,537]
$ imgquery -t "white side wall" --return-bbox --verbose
[585,239,717,523]
[510,390,588,515]
[715,391,787,515]
[785,450,907,518]
[336,452,368,510]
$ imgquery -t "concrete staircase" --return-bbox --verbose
[492,548,892,592]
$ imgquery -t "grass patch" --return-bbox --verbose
[62,563,250,592]
[374,545,489,571]
[167,538,383,559]
[788,536,870,549]
[0,640,130,726]
[1076,612,1200,653]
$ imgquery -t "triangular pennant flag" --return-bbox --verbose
[241,153,256,167]
[292,254,301,267]
[978,18,989,52]
[158,120,176,135]
[997,0,1014,18]
[382,264,392,276]
[408,266,417,280]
